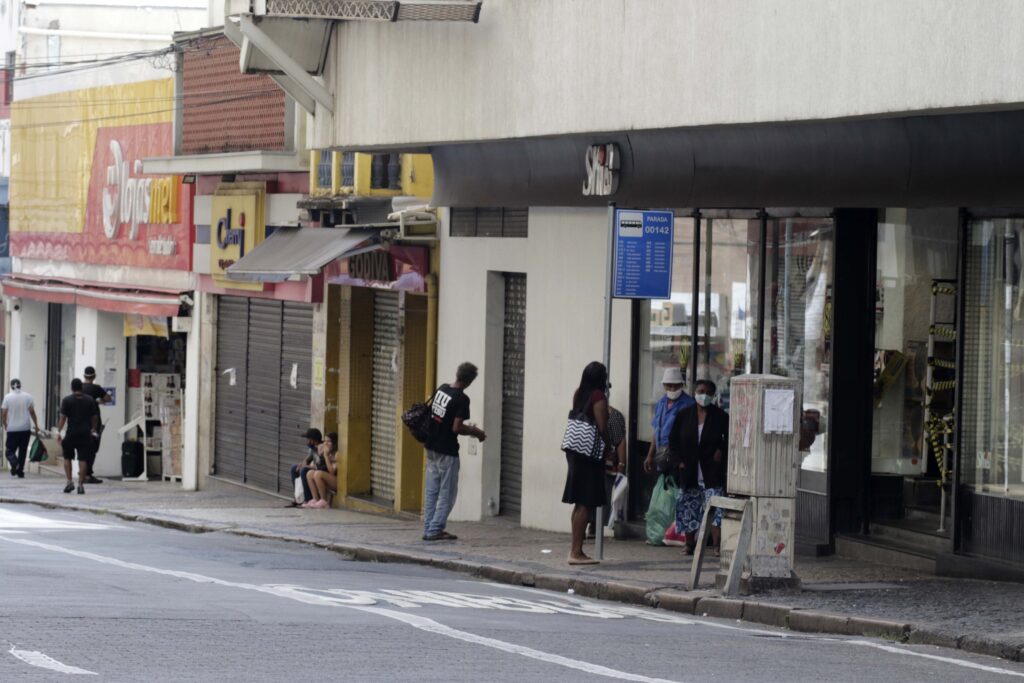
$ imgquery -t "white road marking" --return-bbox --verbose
[4,531,1024,680]
[8,647,97,675]
[0,508,116,532]
[0,536,680,683]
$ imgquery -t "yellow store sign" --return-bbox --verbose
[210,182,267,290]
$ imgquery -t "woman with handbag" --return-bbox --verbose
[562,361,612,565]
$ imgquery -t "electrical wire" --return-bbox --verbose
[9,90,286,131]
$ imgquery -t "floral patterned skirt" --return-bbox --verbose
[675,486,724,533]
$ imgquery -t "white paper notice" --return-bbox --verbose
[763,389,795,434]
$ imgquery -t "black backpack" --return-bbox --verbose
[402,393,436,445]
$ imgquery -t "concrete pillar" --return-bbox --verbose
[8,299,48,424]
[74,308,126,478]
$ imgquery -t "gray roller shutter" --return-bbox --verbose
[214,296,249,482]
[370,290,401,503]
[500,274,527,519]
[278,302,313,493]
[245,299,283,493]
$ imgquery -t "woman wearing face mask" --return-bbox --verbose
[668,379,729,555]
[642,367,694,476]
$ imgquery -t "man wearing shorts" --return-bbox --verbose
[57,378,99,495]
[80,366,111,484]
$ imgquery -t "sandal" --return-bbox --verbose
[567,555,600,565]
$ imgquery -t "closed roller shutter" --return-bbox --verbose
[370,291,401,503]
[278,302,313,493]
[214,296,249,482]
[245,299,283,493]
[500,274,527,519]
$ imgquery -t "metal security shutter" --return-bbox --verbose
[370,291,401,502]
[245,299,283,492]
[500,274,527,519]
[278,302,313,494]
[214,296,249,482]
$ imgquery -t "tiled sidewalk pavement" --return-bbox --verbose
[3,471,1023,662]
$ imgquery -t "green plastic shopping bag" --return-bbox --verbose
[645,474,678,545]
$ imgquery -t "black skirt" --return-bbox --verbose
[562,452,608,508]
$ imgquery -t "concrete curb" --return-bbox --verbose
[4,496,1019,663]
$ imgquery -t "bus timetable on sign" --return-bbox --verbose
[612,209,674,299]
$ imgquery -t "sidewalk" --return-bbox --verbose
[3,472,1023,663]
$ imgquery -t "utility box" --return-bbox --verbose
[727,374,800,498]
[719,374,801,591]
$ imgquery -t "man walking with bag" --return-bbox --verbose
[2,379,41,478]
[422,362,486,541]
[57,378,100,494]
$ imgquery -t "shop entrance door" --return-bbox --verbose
[868,209,960,544]
[500,273,527,520]
[370,290,401,504]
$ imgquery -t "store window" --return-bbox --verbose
[961,218,1024,500]
[637,215,761,441]
[871,210,959,487]
[763,218,834,474]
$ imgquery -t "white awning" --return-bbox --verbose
[225,227,377,282]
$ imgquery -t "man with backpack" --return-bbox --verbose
[422,362,486,541]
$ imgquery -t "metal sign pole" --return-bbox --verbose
[597,202,617,561]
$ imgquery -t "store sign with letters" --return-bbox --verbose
[10,121,192,270]
[582,143,620,197]
[210,182,267,290]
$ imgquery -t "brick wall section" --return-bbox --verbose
[181,35,286,155]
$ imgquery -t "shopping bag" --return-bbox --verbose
[607,473,629,528]
[645,474,679,545]
[28,436,48,463]
[293,476,306,505]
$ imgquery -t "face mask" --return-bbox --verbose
[666,389,683,401]
[695,393,713,407]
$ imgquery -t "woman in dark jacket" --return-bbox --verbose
[668,379,729,555]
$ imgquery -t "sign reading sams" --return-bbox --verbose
[612,208,674,300]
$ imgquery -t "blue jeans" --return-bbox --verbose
[423,450,460,536]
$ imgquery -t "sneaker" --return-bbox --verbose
[663,524,687,547]
[85,476,103,484]
[16,470,24,478]
[63,482,75,493]
[423,533,446,541]
[77,484,85,495]
[438,531,457,540]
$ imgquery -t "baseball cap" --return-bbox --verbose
[304,428,323,442]
[84,366,97,378]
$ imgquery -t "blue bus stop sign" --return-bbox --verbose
[612,209,674,299]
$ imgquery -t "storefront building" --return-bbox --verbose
[5,74,197,484]
[220,0,1023,576]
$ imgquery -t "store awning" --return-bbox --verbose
[226,227,376,283]
[1,277,183,317]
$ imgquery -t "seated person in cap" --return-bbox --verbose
[80,366,110,484]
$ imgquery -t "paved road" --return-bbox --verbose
[2,504,1022,682]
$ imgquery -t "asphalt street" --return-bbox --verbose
[2,504,1023,682]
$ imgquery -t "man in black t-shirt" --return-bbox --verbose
[57,378,99,495]
[422,362,486,541]
[81,366,110,484]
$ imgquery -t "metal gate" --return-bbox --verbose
[278,302,314,493]
[500,274,527,519]
[245,299,283,493]
[214,297,249,482]
[214,296,313,496]
[370,291,401,503]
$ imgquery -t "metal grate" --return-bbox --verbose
[449,207,528,238]
[261,0,480,22]
[500,273,527,519]
[370,291,401,502]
